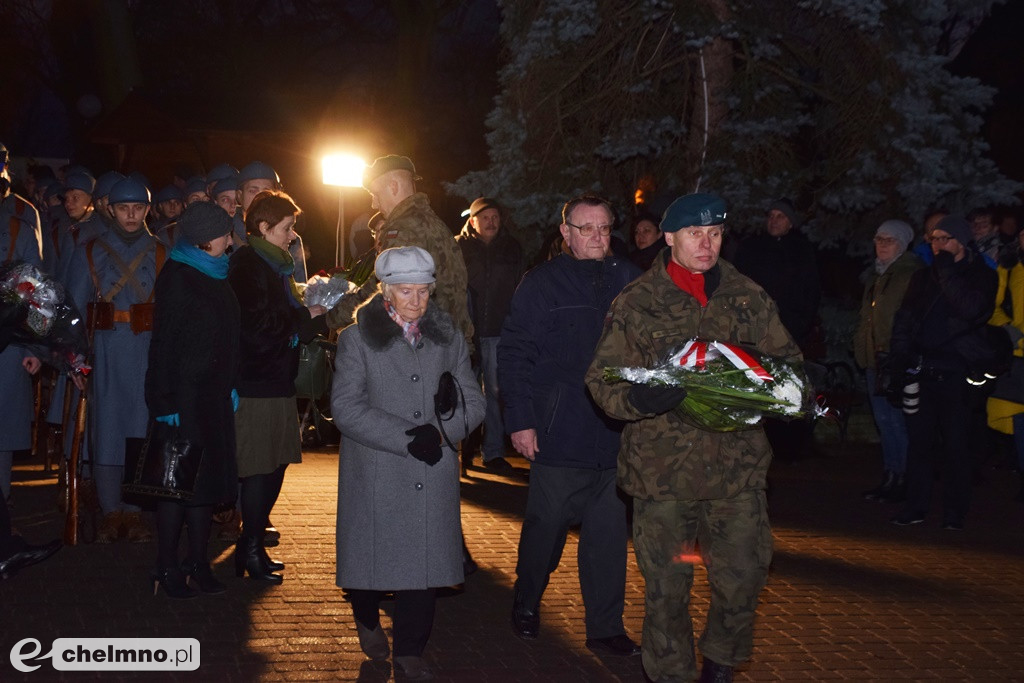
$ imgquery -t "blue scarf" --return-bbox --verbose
[170,242,230,279]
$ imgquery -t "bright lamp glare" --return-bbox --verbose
[322,154,366,187]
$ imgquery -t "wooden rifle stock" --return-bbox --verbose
[63,393,87,545]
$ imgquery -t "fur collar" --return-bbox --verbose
[355,293,456,351]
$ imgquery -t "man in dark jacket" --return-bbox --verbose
[734,199,820,461]
[498,194,642,655]
[456,197,524,473]
[889,215,998,530]
[734,199,819,350]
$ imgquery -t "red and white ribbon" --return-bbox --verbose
[672,339,774,384]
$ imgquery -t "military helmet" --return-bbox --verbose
[108,177,151,205]
[237,161,279,186]
[154,185,184,204]
[94,171,126,200]
[206,163,238,185]
[63,171,96,196]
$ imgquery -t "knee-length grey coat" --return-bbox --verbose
[332,293,485,591]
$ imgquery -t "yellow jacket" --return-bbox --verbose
[987,261,1024,433]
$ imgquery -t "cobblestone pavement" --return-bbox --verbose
[3,430,1023,682]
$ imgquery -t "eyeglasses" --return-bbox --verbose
[566,222,613,237]
[679,227,725,240]
[873,236,899,246]
[927,234,952,245]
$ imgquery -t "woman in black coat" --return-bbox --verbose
[145,202,240,598]
[228,190,326,584]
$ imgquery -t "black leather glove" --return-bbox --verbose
[405,424,443,466]
[628,384,688,415]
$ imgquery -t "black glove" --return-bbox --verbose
[628,384,688,415]
[405,424,443,466]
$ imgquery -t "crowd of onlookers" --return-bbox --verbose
[2,139,1022,681]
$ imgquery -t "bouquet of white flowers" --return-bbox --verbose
[0,261,91,374]
[603,338,816,432]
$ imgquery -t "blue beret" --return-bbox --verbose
[660,193,728,233]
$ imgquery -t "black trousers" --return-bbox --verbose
[904,376,973,521]
[515,463,627,639]
[348,588,436,657]
[0,497,24,558]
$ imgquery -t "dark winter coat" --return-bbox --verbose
[228,245,325,398]
[332,294,485,590]
[456,226,524,338]
[890,251,998,375]
[498,253,641,469]
[145,259,241,505]
[628,237,667,271]
[734,230,820,347]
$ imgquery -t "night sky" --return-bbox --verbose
[2,1,1021,271]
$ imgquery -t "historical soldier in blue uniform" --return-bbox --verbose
[0,141,45,502]
[65,177,164,543]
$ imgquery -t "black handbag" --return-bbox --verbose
[434,371,468,451]
[123,421,204,501]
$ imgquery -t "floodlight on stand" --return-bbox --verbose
[321,154,366,268]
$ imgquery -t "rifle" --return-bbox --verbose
[63,392,87,545]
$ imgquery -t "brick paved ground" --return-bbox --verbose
[3,420,1024,682]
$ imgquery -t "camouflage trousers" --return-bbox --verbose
[632,490,772,682]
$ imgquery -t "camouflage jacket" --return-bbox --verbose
[585,252,800,501]
[326,192,474,350]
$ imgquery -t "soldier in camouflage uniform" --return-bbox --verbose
[585,193,800,683]
[325,155,473,350]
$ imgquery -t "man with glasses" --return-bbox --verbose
[586,193,800,683]
[889,215,997,531]
[498,194,642,655]
[854,220,922,504]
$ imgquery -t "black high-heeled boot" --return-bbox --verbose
[183,561,227,594]
[234,535,282,584]
[152,567,198,599]
[260,546,284,572]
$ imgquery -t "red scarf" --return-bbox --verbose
[667,259,708,307]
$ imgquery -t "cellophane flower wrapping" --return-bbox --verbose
[302,248,377,310]
[603,338,812,432]
[303,274,356,309]
[0,261,91,374]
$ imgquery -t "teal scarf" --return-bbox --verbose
[249,236,303,305]
[170,242,229,279]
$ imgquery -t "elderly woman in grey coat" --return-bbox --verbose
[332,246,485,681]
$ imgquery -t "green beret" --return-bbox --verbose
[363,155,421,189]
[660,193,728,233]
